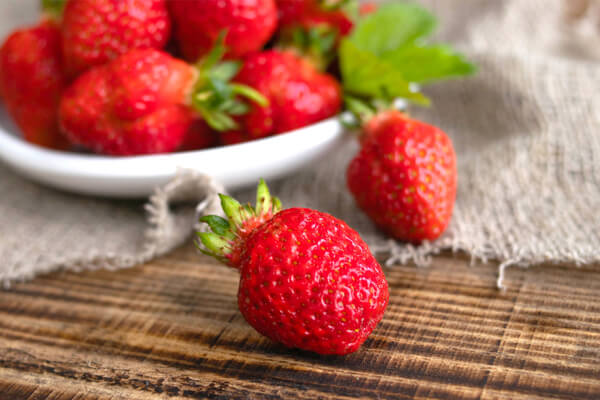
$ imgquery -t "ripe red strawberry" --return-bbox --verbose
[359,2,377,16]
[279,0,353,36]
[179,120,218,151]
[0,19,68,149]
[199,180,389,355]
[276,0,354,70]
[347,110,457,242]
[62,0,171,77]
[169,0,278,62]
[221,50,342,144]
[59,44,266,155]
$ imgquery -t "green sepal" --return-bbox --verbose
[197,232,231,263]
[41,0,66,19]
[272,197,282,213]
[219,194,247,228]
[199,215,235,240]
[344,95,377,123]
[192,30,269,131]
[278,26,339,71]
[197,180,283,267]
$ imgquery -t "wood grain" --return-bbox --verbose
[0,243,599,399]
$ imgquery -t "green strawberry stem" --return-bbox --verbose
[191,31,269,131]
[319,0,356,13]
[278,26,338,72]
[198,179,282,267]
[41,0,66,19]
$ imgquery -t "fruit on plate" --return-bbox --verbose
[179,120,218,151]
[169,0,278,62]
[62,0,171,77]
[277,0,354,35]
[59,43,266,155]
[338,3,475,242]
[221,49,342,145]
[198,180,389,355]
[0,15,68,149]
[276,0,355,70]
[346,109,457,242]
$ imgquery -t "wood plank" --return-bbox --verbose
[0,243,599,399]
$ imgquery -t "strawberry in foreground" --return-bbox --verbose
[338,3,474,242]
[198,180,389,355]
[62,0,171,77]
[346,108,457,242]
[60,40,266,155]
[0,4,68,149]
[221,49,342,145]
[169,0,278,62]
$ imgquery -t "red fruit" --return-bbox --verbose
[60,49,197,155]
[222,50,342,144]
[59,45,266,156]
[276,0,354,69]
[277,0,353,34]
[179,120,218,151]
[199,180,389,355]
[62,0,171,77]
[0,20,68,149]
[347,110,457,242]
[359,2,377,15]
[169,0,278,62]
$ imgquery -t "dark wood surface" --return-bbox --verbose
[1,243,599,399]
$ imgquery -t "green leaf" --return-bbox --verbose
[339,39,429,105]
[199,215,233,238]
[42,0,66,17]
[210,61,241,81]
[197,232,231,257]
[381,44,476,84]
[200,31,227,69]
[349,2,436,56]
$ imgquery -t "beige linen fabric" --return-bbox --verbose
[0,0,598,287]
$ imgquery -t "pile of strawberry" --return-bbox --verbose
[1,0,475,355]
[0,0,360,154]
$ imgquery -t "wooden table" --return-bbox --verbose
[1,243,599,399]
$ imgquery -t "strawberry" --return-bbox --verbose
[276,0,354,70]
[169,0,278,62]
[179,120,218,151]
[59,41,267,155]
[0,18,68,149]
[336,4,475,242]
[199,180,389,355]
[221,50,342,145]
[277,0,353,33]
[61,0,171,77]
[346,110,457,243]
[359,2,377,16]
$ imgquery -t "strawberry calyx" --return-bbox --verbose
[198,179,282,268]
[190,32,268,131]
[41,0,66,20]
[277,25,338,72]
[343,95,411,142]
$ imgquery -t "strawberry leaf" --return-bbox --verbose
[350,2,436,56]
[339,39,429,105]
[380,44,476,84]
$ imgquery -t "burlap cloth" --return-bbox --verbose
[1,0,599,288]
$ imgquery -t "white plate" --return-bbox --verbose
[0,110,346,198]
[0,0,347,198]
